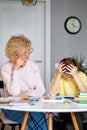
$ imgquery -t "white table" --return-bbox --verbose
[0,100,87,130]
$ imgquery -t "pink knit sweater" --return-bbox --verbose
[0,60,45,97]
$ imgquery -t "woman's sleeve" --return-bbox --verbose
[0,64,21,96]
[32,62,46,97]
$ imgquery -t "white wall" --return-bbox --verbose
[0,0,51,93]
[51,0,87,78]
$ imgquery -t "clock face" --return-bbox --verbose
[64,17,81,34]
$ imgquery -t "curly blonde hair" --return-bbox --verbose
[5,35,32,62]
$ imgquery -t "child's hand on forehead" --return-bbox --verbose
[65,64,77,76]
[58,62,66,74]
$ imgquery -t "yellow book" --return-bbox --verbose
[79,95,87,98]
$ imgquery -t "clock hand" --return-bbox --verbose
[72,23,77,28]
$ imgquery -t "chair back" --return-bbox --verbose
[0,81,4,97]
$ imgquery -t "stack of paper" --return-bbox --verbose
[9,98,34,106]
[0,97,22,104]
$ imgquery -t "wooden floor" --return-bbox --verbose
[0,123,27,130]
[0,123,19,130]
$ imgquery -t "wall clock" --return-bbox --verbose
[64,16,81,34]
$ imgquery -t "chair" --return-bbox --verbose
[0,81,21,130]
[82,112,87,130]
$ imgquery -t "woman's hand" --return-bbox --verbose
[19,91,29,98]
[13,54,28,70]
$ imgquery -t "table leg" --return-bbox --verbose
[48,112,53,130]
[20,112,29,130]
[70,112,79,130]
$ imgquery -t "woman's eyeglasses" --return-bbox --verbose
[29,48,34,54]
[19,48,34,58]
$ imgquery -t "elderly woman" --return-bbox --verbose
[0,35,48,130]
[50,57,87,130]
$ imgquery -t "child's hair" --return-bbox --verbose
[60,57,77,66]
[60,57,78,72]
